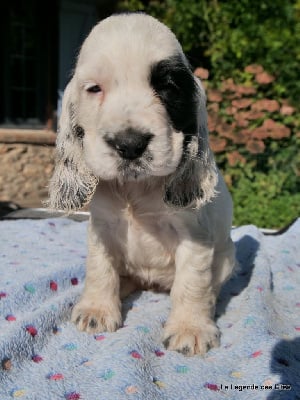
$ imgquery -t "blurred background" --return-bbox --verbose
[0,0,299,228]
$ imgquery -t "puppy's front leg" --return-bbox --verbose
[163,242,219,356]
[72,224,122,333]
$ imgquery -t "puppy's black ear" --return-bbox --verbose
[47,81,98,212]
[164,77,218,208]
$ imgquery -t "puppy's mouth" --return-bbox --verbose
[117,156,152,180]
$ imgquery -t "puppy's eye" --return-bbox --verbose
[165,77,179,91]
[86,85,102,93]
[153,74,179,93]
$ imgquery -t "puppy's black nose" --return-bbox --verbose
[105,129,153,160]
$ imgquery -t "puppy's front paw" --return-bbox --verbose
[163,319,220,356]
[71,301,122,333]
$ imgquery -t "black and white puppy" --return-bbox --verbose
[48,13,235,356]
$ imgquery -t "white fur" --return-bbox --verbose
[48,13,235,356]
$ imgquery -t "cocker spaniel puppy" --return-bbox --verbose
[48,13,235,356]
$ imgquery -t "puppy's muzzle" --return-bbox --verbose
[105,129,153,160]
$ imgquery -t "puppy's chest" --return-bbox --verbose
[115,210,179,281]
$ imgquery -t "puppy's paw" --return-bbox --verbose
[71,301,122,333]
[163,319,220,356]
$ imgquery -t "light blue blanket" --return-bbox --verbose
[0,217,299,400]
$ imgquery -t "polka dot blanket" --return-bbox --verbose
[0,217,299,400]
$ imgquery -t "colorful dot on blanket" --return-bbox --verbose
[65,392,81,400]
[231,371,243,378]
[26,325,38,337]
[263,379,274,387]
[154,350,165,357]
[283,285,295,291]
[136,325,150,333]
[6,314,16,321]
[100,369,115,380]
[11,388,26,397]
[81,359,94,366]
[175,365,189,373]
[24,284,36,294]
[125,386,139,394]
[249,350,262,358]
[204,383,219,391]
[204,356,216,362]
[48,373,64,380]
[2,357,12,370]
[152,377,165,388]
[94,334,105,341]
[0,291,7,298]
[32,355,43,363]
[63,343,77,351]
[71,277,78,285]
[131,351,142,359]
[50,280,58,291]
[244,316,255,326]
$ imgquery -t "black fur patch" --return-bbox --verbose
[68,103,85,140]
[74,124,85,139]
[150,55,199,150]
[89,318,98,329]
[179,346,192,355]
[164,184,203,208]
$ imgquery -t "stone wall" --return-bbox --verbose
[0,130,56,208]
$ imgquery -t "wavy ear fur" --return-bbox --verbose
[164,78,218,208]
[47,81,98,212]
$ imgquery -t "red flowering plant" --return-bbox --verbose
[196,65,300,228]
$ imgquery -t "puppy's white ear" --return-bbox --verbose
[47,81,98,211]
[164,78,218,208]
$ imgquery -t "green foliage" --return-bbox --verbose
[205,0,300,102]
[118,0,300,103]
[117,0,145,11]
[230,164,300,228]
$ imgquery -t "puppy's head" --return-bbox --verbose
[48,13,217,211]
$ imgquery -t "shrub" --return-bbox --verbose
[202,65,300,228]
[228,165,300,228]
[204,0,300,103]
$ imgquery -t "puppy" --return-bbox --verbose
[48,13,235,356]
